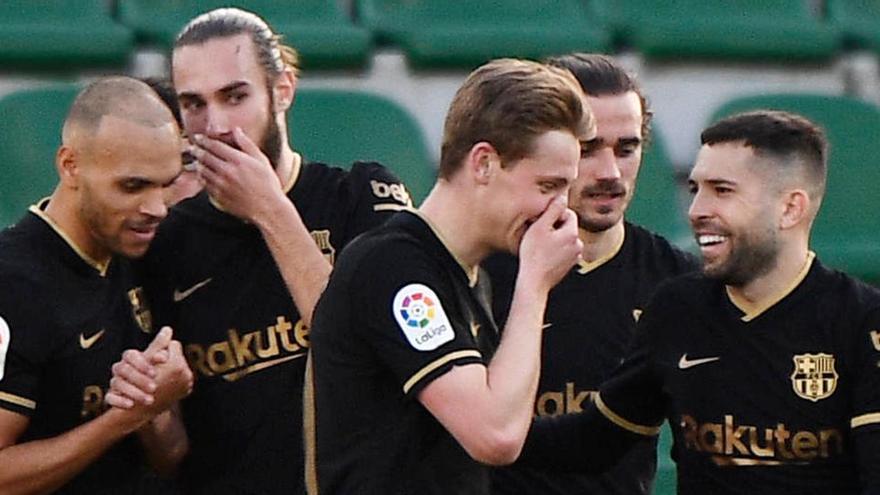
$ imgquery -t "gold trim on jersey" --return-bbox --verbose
[0,391,36,410]
[303,353,319,495]
[402,350,482,394]
[407,209,479,287]
[373,203,410,212]
[29,201,110,276]
[283,151,302,195]
[727,251,815,322]
[576,227,625,275]
[594,393,661,436]
[852,412,880,429]
[208,152,301,212]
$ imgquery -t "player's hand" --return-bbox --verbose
[106,327,174,409]
[193,127,288,223]
[517,197,582,294]
[149,339,194,410]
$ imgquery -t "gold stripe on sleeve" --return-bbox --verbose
[851,412,880,429]
[373,204,411,212]
[594,393,661,436]
[402,350,482,394]
[0,391,36,410]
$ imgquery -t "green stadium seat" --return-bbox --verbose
[290,89,435,203]
[0,1,133,70]
[356,0,610,69]
[589,0,838,61]
[654,422,677,495]
[0,85,434,228]
[708,94,880,284]
[828,0,880,51]
[628,128,691,247]
[0,84,79,227]
[116,1,371,69]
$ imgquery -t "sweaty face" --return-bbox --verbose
[688,142,781,286]
[487,130,582,255]
[173,33,283,168]
[569,92,643,233]
[78,116,181,259]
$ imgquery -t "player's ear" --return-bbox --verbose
[467,142,500,186]
[272,69,296,113]
[56,145,81,189]
[779,188,809,230]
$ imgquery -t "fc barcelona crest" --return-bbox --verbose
[791,353,838,402]
[127,287,153,334]
[310,230,336,265]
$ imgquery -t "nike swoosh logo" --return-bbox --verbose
[678,353,721,369]
[173,278,213,303]
[221,354,305,382]
[541,323,553,330]
[80,329,106,350]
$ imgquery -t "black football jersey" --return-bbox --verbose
[306,210,500,495]
[140,158,411,494]
[0,205,160,494]
[486,222,697,495]
[597,254,880,494]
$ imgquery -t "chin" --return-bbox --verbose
[577,215,620,233]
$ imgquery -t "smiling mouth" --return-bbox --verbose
[697,234,728,247]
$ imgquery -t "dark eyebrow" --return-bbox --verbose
[218,81,249,94]
[688,177,738,187]
[177,81,250,102]
[617,137,642,147]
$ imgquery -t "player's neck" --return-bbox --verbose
[43,190,112,266]
[274,145,295,186]
[578,220,624,263]
[418,183,485,272]
[726,239,811,309]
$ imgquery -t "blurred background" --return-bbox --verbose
[1,0,878,290]
[3,3,879,492]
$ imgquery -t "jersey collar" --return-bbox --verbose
[726,251,816,322]
[576,224,626,275]
[407,209,479,287]
[29,199,111,277]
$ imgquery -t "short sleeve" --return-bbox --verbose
[352,244,484,398]
[344,162,414,244]
[595,294,669,436]
[0,287,50,416]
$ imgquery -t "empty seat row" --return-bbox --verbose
[1,85,877,284]
[2,1,880,72]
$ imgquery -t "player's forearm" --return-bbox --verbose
[137,404,188,477]
[518,403,643,473]
[480,280,549,456]
[0,408,147,495]
[251,197,332,326]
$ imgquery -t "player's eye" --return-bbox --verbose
[615,143,639,157]
[580,140,602,158]
[227,92,247,105]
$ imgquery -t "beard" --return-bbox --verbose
[260,108,283,170]
[574,179,628,233]
[702,223,779,286]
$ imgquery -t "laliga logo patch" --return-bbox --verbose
[393,283,454,351]
[0,316,9,381]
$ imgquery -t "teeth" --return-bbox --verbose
[698,234,726,246]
